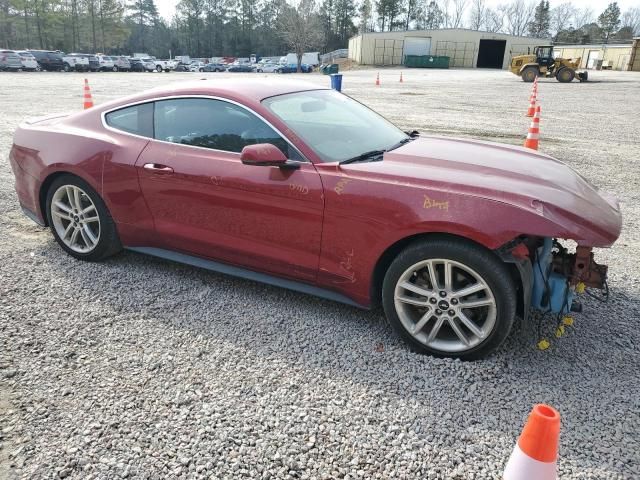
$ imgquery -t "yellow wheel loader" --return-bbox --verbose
[510,46,588,83]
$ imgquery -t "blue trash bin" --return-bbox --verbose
[330,73,343,92]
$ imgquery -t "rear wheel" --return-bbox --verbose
[556,67,575,83]
[382,238,516,360]
[46,175,122,261]
[112,66,118,72]
[521,66,538,82]
[63,63,71,72]
[156,65,162,72]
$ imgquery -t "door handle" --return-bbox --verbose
[143,163,174,174]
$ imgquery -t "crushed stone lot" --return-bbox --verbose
[0,69,639,479]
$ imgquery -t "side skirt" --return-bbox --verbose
[21,205,46,227]
[127,246,366,310]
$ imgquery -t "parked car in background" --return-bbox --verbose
[113,56,131,72]
[15,51,39,71]
[140,58,157,72]
[86,55,100,72]
[256,62,280,73]
[202,63,226,72]
[189,61,206,72]
[276,63,313,73]
[62,53,90,72]
[227,63,255,72]
[174,63,190,72]
[28,50,65,71]
[96,55,115,71]
[153,59,177,72]
[128,58,146,72]
[0,50,24,71]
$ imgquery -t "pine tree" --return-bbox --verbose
[126,0,159,52]
[359,0,372,33]
[423,1,444,29]
[527,0,550,38]
[598,2,621,42]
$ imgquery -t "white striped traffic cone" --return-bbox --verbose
[524,105,541,150]
[83,79,94,109]
[503,404,560,480]
[526,94,536,117]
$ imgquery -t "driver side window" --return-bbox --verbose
[153,98,300,159]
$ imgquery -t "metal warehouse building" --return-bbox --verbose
[348,28,548,69]
[553,39,640,71]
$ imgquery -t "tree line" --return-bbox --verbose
[0,0,638,59]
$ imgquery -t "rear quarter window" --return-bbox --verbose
[105,103,153,138]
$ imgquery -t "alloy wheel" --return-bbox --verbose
[393,258,497,353]
[50,185,101,254]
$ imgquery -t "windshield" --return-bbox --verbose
[262,90,407,163]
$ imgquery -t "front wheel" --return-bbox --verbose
[46,175,122,261]
[63,63,71,72]
[382,238,516,360]
[556,67,575,83]
[156,65,162,72]
[520,66,538,82]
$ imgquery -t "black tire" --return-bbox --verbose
[63,63,71,72]
[521,66,538,82]
[113,66,118,72]
[45,174,122,262]
[156,65,162,72]
[556,67,575,83]
[381,237,516,360]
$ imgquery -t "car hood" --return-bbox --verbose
[362,136,621,246]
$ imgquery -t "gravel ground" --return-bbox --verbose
[0,69,639,479]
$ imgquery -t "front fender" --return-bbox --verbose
[519,63,540,74]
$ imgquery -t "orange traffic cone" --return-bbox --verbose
[526,94,536,117]
[400,72,403,83]
[83,79,94,109]
[524,105,541,150]
[376,72,380,86]
[503,404,560,480]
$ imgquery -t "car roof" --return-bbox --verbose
[142,79,329,103]
[80,79,330,119]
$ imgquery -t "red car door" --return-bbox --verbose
[135,97,324,282]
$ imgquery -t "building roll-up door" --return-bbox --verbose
[403,37,431,57]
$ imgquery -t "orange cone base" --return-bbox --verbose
[524,135,539,150]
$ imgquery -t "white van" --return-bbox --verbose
[281,52,320,66]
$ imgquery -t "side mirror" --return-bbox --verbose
[241,144,298,169]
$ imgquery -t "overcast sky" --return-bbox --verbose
[154,0,639,22]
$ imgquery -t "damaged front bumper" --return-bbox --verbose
[501,237,609,319]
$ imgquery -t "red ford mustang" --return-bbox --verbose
[9,79,621,359]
